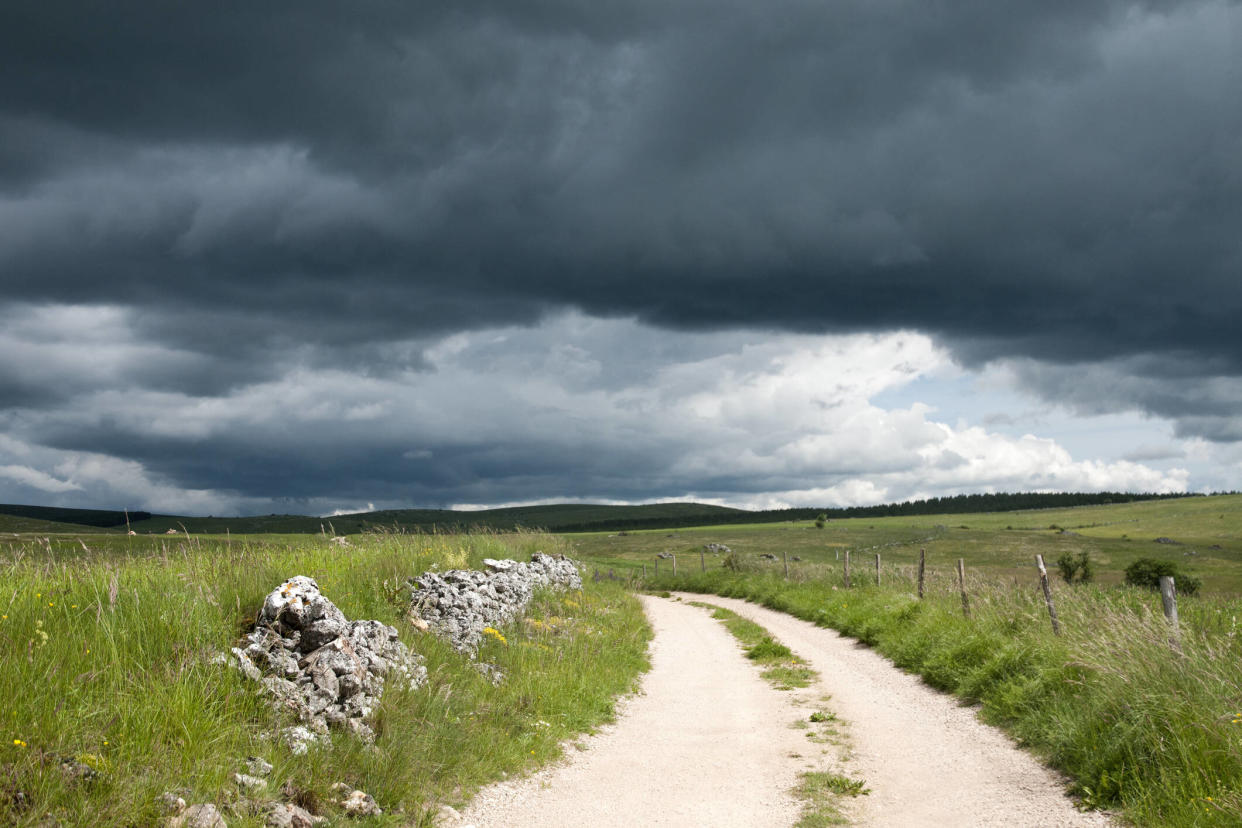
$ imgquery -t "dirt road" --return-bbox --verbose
[459,594,1115,827]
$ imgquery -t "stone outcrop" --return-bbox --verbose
[407,553,582,653]
[231,576,427,746]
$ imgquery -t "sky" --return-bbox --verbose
[1,1,1240,516]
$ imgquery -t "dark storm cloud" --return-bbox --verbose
[0,1,1239,509]
[4,0,1237,369]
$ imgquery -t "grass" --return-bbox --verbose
[793,771,871,827]
[0,531,651,826]
[689,602,817,690]
[651,564,1242,827]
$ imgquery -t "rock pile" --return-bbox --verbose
[702,543,732,555]
[230,576,427,747]
[407,553,582,653]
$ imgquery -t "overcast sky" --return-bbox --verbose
[2,1,1239,516]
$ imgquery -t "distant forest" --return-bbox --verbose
[550,492,1198,532]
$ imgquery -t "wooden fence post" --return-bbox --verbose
[1035,555,1061,636]
[917,548,926,599]
[783,550,789,580]
[672,555,677,577]
[642,564,647,579]
[874,553,881,586]
[844,550,852,588]
[654,558,659,577]
[700,549,705,572]
[1159,575,1182,652]
[957,558,971,619]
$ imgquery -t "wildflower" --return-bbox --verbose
[482,627,508,645]
[12,739,26,747]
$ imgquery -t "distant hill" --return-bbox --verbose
[0,504,148,529]
[0,492,1197,536]
[122,502,744,535]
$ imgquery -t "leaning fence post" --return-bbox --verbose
[783,550,789,580]
[1159,575,1182,652]
[917,548,926,599]
[874,553,881,586]
[844,550,852,588]
[957,558,971,619]
[1035,555,1061,636]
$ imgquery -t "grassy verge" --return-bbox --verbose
[0,532,650,826]
[654,569,1242,827]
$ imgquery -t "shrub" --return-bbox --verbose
[1123,558,1200,595]
[1056,551,1094,583]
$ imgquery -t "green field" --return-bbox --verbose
[569,493,1242,595]
[0,531,649,826]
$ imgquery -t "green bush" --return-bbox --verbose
[1123,558,1201,595]
[1056,551,1094,583]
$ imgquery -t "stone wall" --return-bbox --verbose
[407,552,583,653]
[228,553,581,749]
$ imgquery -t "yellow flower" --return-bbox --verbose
[482,627,508,645]
[12,739,26,747]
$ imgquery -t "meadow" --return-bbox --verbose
[0,531,649,826]
[568,493,1242,594]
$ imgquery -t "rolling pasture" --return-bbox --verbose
[568,493,1242,594]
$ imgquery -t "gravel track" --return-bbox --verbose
[459,594,1118,827]
[691,593,1117,828]
[459,595,809,827]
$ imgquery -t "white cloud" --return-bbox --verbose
[0,312,1201,512]
[0,464,81,493]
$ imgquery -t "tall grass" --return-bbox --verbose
[0,532,650,826]
[650,565,1242,826]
